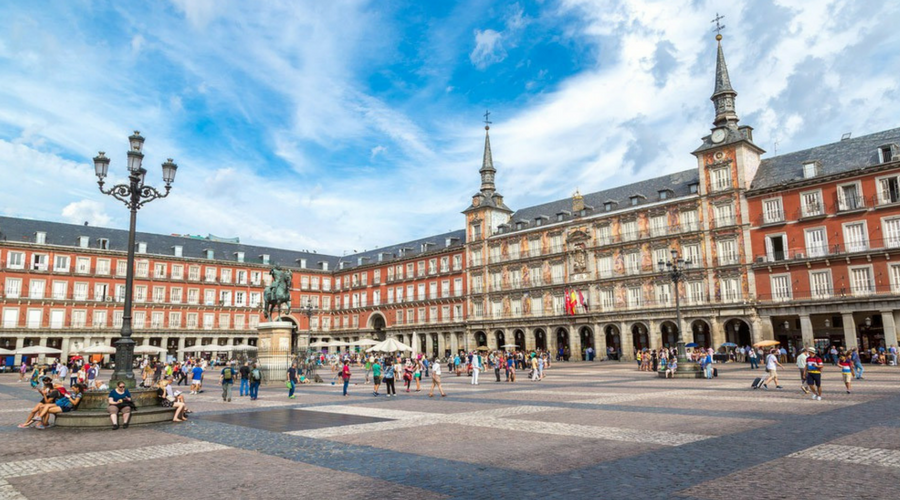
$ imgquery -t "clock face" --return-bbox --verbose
[711,129,726,143]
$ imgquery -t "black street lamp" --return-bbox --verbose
[94,131,177,388]
[658,249,691,366]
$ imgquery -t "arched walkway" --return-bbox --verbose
[555,327,570,360]
[475,331,488,347]
[659,321,678,348]
[605,325,621,360]
[631,323,649,353]
[725,318,752,346]
[691,319,711,349]
[534,328,547,351]
[494,330,506,350]
[579,326,594,360]
[368,313,387,341]
[513,329,525,351]
[278,315,300,353]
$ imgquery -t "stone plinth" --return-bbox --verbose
[657,361,706,378]
[78,388,161,410]
[257,321,293,382]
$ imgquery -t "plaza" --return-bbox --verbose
[2,361,899,499]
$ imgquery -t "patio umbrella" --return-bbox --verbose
[83,344,117,355]
[753,340,780,348]
[309,341,330,348]
[0,347,15,355]
[16,345,63,356]
[720,342,738,347]
[366,338,413,353]
[133,345,168,355]
[232,345,258,351]
[501,344,520,349]
[352,339,380,346]
[475,345,491,351]
[685,342,699,348]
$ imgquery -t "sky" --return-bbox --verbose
[1,0,898,256]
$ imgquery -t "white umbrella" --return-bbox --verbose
[16,345,63,356]
[133,345,167,355]
[329,341,351,347]
[83,344,117,355]
[351,339,380,346]
[232,344,258,351]
[501,344,520,349]
[309,341,330,348]
[366,338,413,353]
[0,347,15,355]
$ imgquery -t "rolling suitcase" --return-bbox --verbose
[751,377,763,389]
[713,367,718,378]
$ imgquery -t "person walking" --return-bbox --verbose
[428,356,446,397]
[239,362,250,397]
[249,363,261,400]
[364,356,373,385]
[748,348,759,370]
[340,359,351,396]
[383,359,396,398]
[220,362,235,402]
[494,354,502,382]
[806,349,824,400]
[761,348,784,390]
[838,355,853,394]
[471,352,482,385]
[372,358,382,396]
[287,362,298,399]
[189,363,204,395]
[530,354,539,381]
[850,348,864,380]
[796,347,811,394]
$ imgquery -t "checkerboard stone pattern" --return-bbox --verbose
[1,361,899,499]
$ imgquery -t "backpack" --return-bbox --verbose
[251,369,261,381]
[223,368,233,381]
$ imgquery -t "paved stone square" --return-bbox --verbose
[1,361,898,499]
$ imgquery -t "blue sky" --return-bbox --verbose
[1,0,899,255]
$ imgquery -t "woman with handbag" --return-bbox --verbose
[157,380,188,422]
[108,382,135,430]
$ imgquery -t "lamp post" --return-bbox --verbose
[296,299,319,374]
[657,249,691,367]
[94,131,177,388]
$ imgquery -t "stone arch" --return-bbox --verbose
[494,329,506,350]
[367,312,388,340]
[555,327,570,357]
[475,330,488,347]
[278,315,301,353]
[690,319,712,349]
[533,328,547,351]
[630,322,649,352]
[604,324,622,360]
[578,326,594,360]
[513,329,526,351]
[659,320,679,348]
[724,318,752,346]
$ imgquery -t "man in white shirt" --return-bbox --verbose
[796,348,810,394]
[58,363,69,387]
[761,348,784,390]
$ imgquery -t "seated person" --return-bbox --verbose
[108,382,134,430]
[157,380,188,422]
[665,359,678,379]
[19,378,66,428]
[36,383,86,428]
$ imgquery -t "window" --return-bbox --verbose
[203,313,215,330]
[717,239,738,265]
[31,253,48,271]
[653,248,668,269]
[686,281,704,304]
[453,254,462,270]
[453,278,463,296]
[843,222,868,252]
[2,308,19,328]
[151,312,164,329]
[6,251,24,269]
[133,311,146,329]
[428,259,436,274]
[810,270,832,299]
[170,287,182,304]
[805,228,828,257]
[762,198,784,224]
[26,309,42,328]
[551,263,564,283]
[689,183,699,194]
[54,256,70,272]
[630,197,639,206]
[682,244,701,266]
[597,255,613,278]
[35,232,46,244]
[680,210,698,232]
[75,257,90,274]
[152,286,165,303]
[710,168,729,192]
[659,190,669,200]
[73,282,88,301]
[441,280,450,297]
[154,263,167,279]
[531,296,542,316]
[29,279,45,299]
[134,285,147,303]
[93,283,108,302]
[890,264,900,293]
[877,175,900,205]
[596,225,611,245]
[714,203,735,227]
[625,252,641,275]
[204,289,215,306]
[49,310,65,328]
[550,234,562,253]
[205,267,217,282]
[765,234,787,262]
[621,220,637,241]
[428,282,437,299]
[721,277,740,302]
[604,202,613,212]
[92,310,107,328]
[137,242,147,253]
[600,289,615,311]
[801,191,823,217]
[627,287,643,308]
[650,215,666,237]
[51,281,67,300]
[838,183,863,211]
[655,284,671,306]
[96,258,110,275]
[4,278,22,298]
[473,224,482,240]
[99,238,109,250]
[849,266,874,296]
[169,312,182,329]
[880,145,896,163]
[802,162,818,179]
[135,260,149,278]
[220,269,232,284]
[770,275,792,302]
[885,217,900,249]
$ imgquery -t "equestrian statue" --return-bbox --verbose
[263,266,293,320]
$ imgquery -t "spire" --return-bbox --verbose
[479,111,496,196]
[710,32,739,128]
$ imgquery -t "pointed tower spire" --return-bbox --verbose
[479,110,496,196]
[710,31,739,128]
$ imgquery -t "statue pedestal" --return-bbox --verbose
[257,321,293,383]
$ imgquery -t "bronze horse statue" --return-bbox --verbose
[263,266,292,320]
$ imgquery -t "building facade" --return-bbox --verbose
[2,35,899,365]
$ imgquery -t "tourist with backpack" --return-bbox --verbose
[249,363,261,400]
[239,362,251,397]
[220,362,236,402]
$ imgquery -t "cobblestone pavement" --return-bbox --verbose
[1,361,898,499]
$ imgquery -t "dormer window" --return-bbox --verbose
[235,251,244,262]
[137,242,147,254]
[557,213,565,222]
[630,196,641,206]
[516,221,525,230]
[802,161,820,179]
[173,245,183,257]
[535,218,543,227]
[261,254,270,265]
[98,238,109,250]
[658,190,668,200]
[604,202,613,212]
[880,144,898,163]
[689,183,699,194]
[205,249,215,260]
[35,231,46,245]
[320,261,329,271]
[78,236,90,248]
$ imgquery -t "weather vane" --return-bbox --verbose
[712,13,725,40]
[483,109,492,129]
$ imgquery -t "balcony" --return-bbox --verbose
[756,283,899,304]
[759,210,785,226]
[836,194,866,213]
[798,203,826,219]
[752,238,900,264]
[713,216,737,229]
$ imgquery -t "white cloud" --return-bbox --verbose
[61,200,111,227]
[470,29,505,69]
[370,145,387,159]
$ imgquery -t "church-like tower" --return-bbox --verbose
[463,122,512,241]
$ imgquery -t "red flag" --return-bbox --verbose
[578,290,587,312]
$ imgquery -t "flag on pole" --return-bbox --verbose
[578,290,587,312]
[569,290,578,315]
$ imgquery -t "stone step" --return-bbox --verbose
[54,407,178,428]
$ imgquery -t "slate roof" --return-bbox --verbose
[749,127,900,191]
[0,215,340,271]
[339,229,467,270]
[507,168,700,230]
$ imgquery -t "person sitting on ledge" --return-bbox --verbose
[18,377,66,428]
[35,383,86,429]
[108,382,135,430]
[665,358,678,379]
[157,380,189,422]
